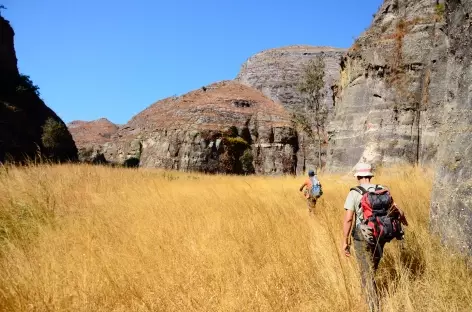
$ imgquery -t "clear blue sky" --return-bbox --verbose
[2,0,382,125]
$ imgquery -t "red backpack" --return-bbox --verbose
[351,185,404,243]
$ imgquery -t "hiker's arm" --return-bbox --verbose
[342,191,356,256]
[343,210,354,245]
[342,210,354,256]
[299,182,306,192]
[393,203,409,226]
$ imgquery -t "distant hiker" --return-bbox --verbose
[342,163,408,312]
[299,169,323,214]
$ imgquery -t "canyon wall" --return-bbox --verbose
[326,0,447,172]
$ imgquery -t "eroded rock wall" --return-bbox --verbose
[100,81,299,175]
[431,0,472,255]
[103,124,298,175]
[236,46,346,173]
[326,0,447,172]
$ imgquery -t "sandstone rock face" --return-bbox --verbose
[101,81,298,174]
[0,17,77,163]
[326,0,447,172]
[68,118,118,162]
[431,0,472,255]
[236,45,346,173]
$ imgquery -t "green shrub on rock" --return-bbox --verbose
[240,149,255,174]
[16,74,40,97]
[218,128,254,174]
[41,117,70,151]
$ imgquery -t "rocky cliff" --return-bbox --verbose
[322,0,472,255]
[0,16,77,163]
[431,0,472,255]
[100,81,298,174]
[67,118,118,162]
[236,45,346,173]
[326,0,447,172]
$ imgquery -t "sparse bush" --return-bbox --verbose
[239,149,254,174]
[225,136,248,148]
[435,3,445,17]
[41,117,70,151]
[16,74,40,97]
[219,134,250,174]
[218,151,234,173]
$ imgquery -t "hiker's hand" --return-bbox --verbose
[343,243,351,257]
[399,214,409,226]
[394,204,409,226]
[397,207,409,226]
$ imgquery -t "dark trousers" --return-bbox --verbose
[353,234,385,312]
[306,197,317,213]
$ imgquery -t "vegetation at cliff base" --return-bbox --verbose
[0,164,470,311]
[219,126,255,174]
[41,118,69,150]
[240,149,255,174]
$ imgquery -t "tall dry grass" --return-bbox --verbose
[0,164,470,311]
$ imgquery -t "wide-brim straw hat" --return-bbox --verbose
[354,163,374,177]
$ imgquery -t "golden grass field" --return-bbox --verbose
[0,164,471,311]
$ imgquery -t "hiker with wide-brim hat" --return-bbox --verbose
[341,163,408,312]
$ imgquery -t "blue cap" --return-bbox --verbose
[308,169,315,176]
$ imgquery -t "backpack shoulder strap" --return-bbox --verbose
[374,184,390,192]
[350,186,368,195]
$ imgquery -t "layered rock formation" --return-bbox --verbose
[322,0,471,255]
[326,0,447,172]
[100,81,298,174]
[236,45,346,113]
[431,0,472,255]
[0,16,77,163]
[68,118,118,162]
[71,46,346,174]
[237,45,346,173]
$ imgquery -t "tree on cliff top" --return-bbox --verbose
[297,57,326,170]
[0,5,6,16]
